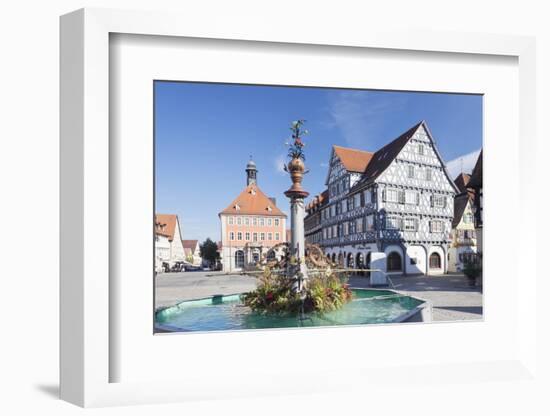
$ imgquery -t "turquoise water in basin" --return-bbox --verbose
[156,289,425,332]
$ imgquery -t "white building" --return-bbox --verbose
[155,214,185,272]
[182,240,202,266]
[305,121,458,278]
[448,188,478,272]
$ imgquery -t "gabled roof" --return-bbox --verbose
[219,184,286,217]
[350,120,459,193]
[452,194,471,228]
[182,239,199,250]
[468,150,483,188]
[333,146,374,173]
[355,121,424,188]
[155,214,180,241]
[454,173,471,194]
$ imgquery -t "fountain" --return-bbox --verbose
[155,121,432,333]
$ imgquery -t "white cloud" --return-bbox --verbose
[445,149,481,179]
[326,90,407,148]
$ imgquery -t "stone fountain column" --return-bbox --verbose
[284,157,309,290]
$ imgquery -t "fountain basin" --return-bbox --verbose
[155,289,431,333]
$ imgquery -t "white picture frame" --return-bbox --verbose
[60,8,538,408]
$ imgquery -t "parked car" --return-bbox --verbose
[184,264,202,272]
[170,261,186,272]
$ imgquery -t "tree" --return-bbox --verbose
[199,238,219,266]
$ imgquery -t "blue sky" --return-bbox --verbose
[155,81,482,243]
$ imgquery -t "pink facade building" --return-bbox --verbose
[219,160,287,271]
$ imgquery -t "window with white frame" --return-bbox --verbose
[268,232,272,240]
[343,222,349,235]
[364,189,371,204]
[426,168,432,181]
[274,218,280,226]
[349,220,356,234]
[245,232,250,241]
[237,232,243,240]
[464,212,473,223]
[407,165,415,179]
[245,217,250,225]
[366,215,374,230]
[253,233,258,241]
[356,218,363,233]
[253,217,257,226]
[403,217,418,231]
[259,218,265,226]
[275,232,280,240]
[418,144,425,155]
[267,218,272,226]
[228,216,234,225]
[386,216,402,230]
[432,194,446,208]
[354,193,361,208]
[405,190,418,205]
[230,232,235,241]
[237,217,242,225]
[430,220,443,233]
[385,188,400,203]
[260,233,265,241]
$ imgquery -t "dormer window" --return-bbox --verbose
[234,204,240,210]
[267,206,272,212]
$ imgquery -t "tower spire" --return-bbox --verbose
[245,156,257,186]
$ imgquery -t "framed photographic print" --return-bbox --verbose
[60,7,538,408]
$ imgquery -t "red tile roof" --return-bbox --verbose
[155,214,179,241]
[333,145,374,173]
[181,239,199,250]
[219,184,286,217]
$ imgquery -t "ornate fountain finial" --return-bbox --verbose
[284,120,309,198]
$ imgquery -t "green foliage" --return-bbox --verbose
[241,267,353,314]
[463,261,482,279]
[199,238,219,265]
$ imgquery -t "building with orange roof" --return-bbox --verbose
[219,159,287,271]
[305,121,459,279]
[182,239,201,266]
[155,214,185,272]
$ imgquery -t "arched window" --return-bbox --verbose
[347,253,354,268]
[267,251,276,261]
[235,250,244,268]
[356,253,364,269]
[252,252,260,263]
[387,251,402,272]
[429,252,441,269]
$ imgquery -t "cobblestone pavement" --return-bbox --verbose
[348,272,483,322]
[155,270,257,309]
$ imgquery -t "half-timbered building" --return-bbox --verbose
[305,120,458,276]
[448,177,478,272]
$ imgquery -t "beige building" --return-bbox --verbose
[219,159,287,271]
[182,239,201,266]
[155,214,185,272]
